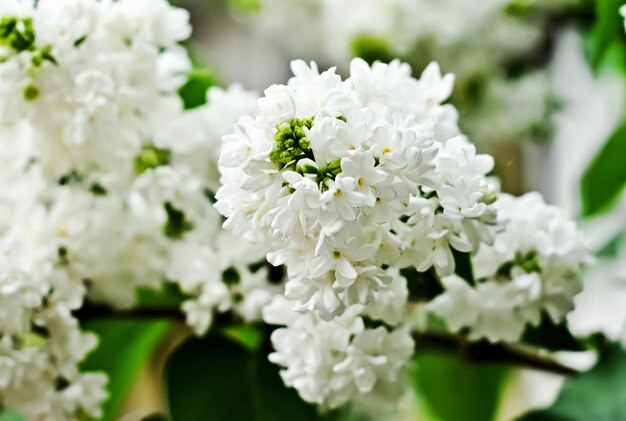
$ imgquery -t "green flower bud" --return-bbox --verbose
[277,122,291,134]
[270,116,317,170]
[23,84,39,101]
[296,158,319,174]
[133,145,171,174]
[299,138,311,149]
[293,126,305,139]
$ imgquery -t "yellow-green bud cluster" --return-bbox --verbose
[495,250,541,280]
[270,117,314,170]
[134,145,172,175]
[0,17,36,57]
[316,158,342,190]
[0,17,57,101]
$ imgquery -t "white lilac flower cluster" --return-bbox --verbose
[429,193,589,342]
[207,58,464,406]
[217,59,497,314]
[0,253,107,419]
[216,58,588,408]
[0,0,272,417]
[264,281,413,409]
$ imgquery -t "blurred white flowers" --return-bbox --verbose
[242,0,553,146]
[0,0,271,417]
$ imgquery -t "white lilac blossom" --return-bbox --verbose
[216,58,497,321]
[429,193,589,342]
[0,250,107,420]
[0,0,272,416]
[217,58,589,407]
[263,295,414,409]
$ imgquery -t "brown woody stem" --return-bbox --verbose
[76,303,580,377]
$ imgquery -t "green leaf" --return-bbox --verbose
[178,69,221,110]
[595,38,626,74]
[220,324,263,351]
[401,267,444,302]
[82,320,170,421]
[521,343,626,420]
[590,0,625,70]
[596,233,622,257]
[522,315,584,352]
[0,408,25,421]
[412,351,507,421]
[135,282,187,307]
[228,0,262,13]
[581,121,626,217]
[166,334,322,421]
[453,249,475,286]
[351,35,393,65]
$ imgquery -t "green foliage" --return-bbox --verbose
[0,408,25,421]
[141,414,169,421]
[163,202,193,240]
[596,233,623,257]
[351,35,393,65]
[581,121,626,217]
[0,17,36,55]
[590,0,625,70]
[220,324,263,351]
[135,282,187,307]
[178,69,221,110]
[521,343,626,420]
[521,315,584,352]
[82,320,170,421]
[228,0,262,13]
[166,334,325,421]
[452,249,475,285]
[412,351,507,421]
[401,267,444,302]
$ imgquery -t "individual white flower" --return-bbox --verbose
[182,283,232,336]
[363,269,409,326]
[428,275,480,332]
